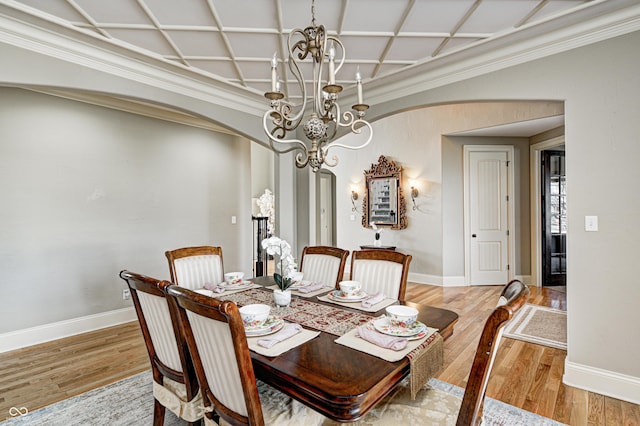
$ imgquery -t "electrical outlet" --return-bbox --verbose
[122,288,131,300]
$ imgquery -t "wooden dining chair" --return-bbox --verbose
[352,279,530,426]
[349,250,412,301]
[299,246,349,288]
[165,246,224,289]
[165,284,326,426]
[119,270,203,426]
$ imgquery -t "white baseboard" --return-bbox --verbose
[0,307,137,354]
[408,273,467,287]
[564,360,640,405]
[515,275,532,285]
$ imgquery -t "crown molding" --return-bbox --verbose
[365,1,640,107]
[0,3,266,117]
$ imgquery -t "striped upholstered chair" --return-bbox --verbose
[349,250,412,302]
[165,246,224,290]
[299,246,349,288]
[166,285,326,426]
[119,270,203,426]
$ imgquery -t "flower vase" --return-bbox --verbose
[273,289,292,307]
[374,232,382,247]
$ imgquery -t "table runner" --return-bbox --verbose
[219,287,443,398]
[217,288,372,336]
[264,284,331,298]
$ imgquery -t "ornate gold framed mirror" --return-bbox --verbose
[362,155,407,230]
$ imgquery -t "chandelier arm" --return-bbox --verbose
[286,28,308,124]
[323,154,339,168]
[314,27,328,115]
[295,151,310,168]
[322,118,373,152]
[263,112,310,155]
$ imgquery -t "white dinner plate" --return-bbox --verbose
[221,280,254,290]
[328,289,368,302]
[245,316,285,337]
[372,317,428,339]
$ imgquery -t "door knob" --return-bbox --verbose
[472,234,477,238]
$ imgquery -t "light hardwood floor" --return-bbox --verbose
[1,284,638,425]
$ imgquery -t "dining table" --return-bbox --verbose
[218,276,459,422]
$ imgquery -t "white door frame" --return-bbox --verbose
[463,145,516,286]
[530,136,565,287]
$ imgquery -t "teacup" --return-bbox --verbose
[386,305,418,328]
[239,304,270,329]
[339,280,361,297]
[224,271,245,286]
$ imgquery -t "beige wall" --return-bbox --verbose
[0,88,254,333]
[329,102,558,282]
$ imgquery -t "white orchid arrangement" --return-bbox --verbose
[261,236,297,291]
[257,189,275,235]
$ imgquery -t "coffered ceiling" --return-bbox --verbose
[9,0,594,103]
[4,0,639,137]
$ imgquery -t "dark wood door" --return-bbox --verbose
[542,150,566,286]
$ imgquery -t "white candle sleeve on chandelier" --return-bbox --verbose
[328,44,336,85]
[271,53,278,92]
[356,69,363,104]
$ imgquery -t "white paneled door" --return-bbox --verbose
[464,146,514,286]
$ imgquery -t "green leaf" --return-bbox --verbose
[273,273,293,291]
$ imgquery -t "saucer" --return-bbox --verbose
[245,316,284,337]
[328,289,368,302]
[222,280,253,290]
[372,317,428,339]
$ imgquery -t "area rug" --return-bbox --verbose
[503,303,567,350]
[1,371,565,425]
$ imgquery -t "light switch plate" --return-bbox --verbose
[585,215,598,232]
[231,215,237,224]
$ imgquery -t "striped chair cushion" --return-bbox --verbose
[186,311,248,416]
[174,255,224,289]
[301,254,341,287]
[351,259,403,299]
[137,291,182,372]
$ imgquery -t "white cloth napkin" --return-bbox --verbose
[356,325,408,351]
[258,323,303,348]
[297,281,324,293]
[203,282,225,293]
[362,292,385,308]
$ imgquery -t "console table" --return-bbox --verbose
[360,245,396,251]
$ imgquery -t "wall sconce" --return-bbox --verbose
[351,190,359,212]
[409,180,419,210]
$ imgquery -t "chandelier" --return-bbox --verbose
[263,0,373,172]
